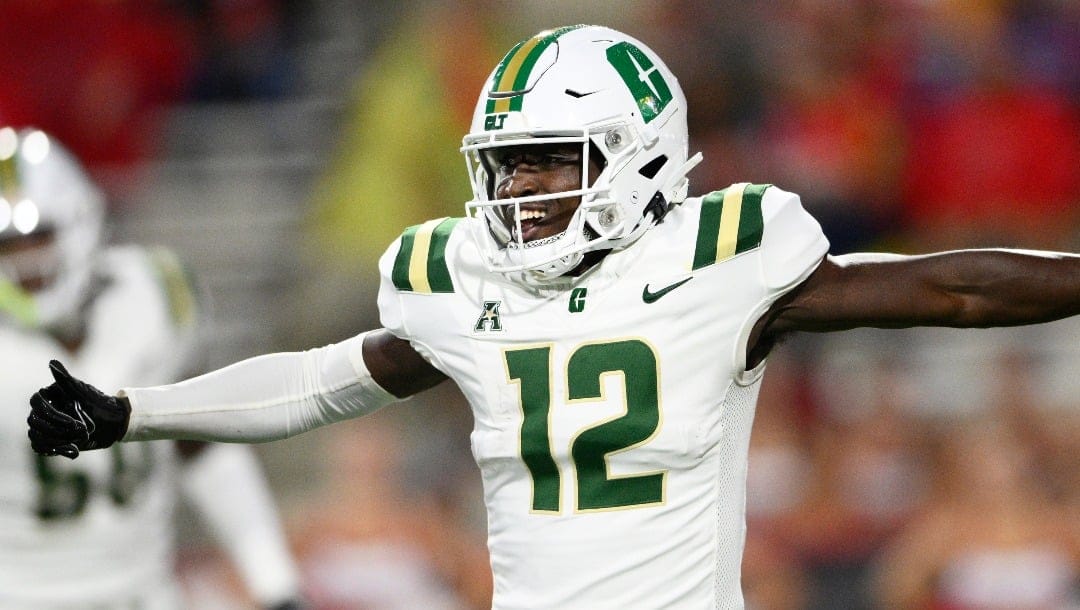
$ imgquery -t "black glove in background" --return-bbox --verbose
[27,360,130,459]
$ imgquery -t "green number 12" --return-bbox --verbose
[505,339,665,513]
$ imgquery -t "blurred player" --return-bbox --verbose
[0,127,303,609]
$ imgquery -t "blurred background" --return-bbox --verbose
[2,0,1077,608]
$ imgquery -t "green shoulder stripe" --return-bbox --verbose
[391,217,462,293]
[0,142,21,197]
[148,247,198,326]
[692,183,769,270]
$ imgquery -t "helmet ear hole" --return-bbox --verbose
[638,155,668,179]
[643,191,670,223]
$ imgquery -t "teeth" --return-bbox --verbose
[516,209,546,222]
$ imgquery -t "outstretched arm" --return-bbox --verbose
[751,249,1080,364]
[28,328,448,457]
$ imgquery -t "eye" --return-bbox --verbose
[541,153,579,167]
[496,153,522,172]
[491,149,580,174]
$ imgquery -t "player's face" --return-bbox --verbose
[491,143,601,243]
[0,230,57,293]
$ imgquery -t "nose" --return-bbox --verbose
[497,165,540,199]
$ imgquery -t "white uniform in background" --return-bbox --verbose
[2,245,304,610]
[378,184,827,608]
[1,126,301,610]
[0,246,195,609]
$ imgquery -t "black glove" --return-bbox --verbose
[27,360,131,459]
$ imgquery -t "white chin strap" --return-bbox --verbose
[497,230,584,279]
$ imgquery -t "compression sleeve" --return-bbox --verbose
[119,331,398,442]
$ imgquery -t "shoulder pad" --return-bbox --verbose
[389,217,463,294]
[758,186,829,290]
[146,246,198,327]
[691,183,769,270]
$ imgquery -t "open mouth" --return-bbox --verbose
[511,206,549,243]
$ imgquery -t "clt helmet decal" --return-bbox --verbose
[606,42,674,124]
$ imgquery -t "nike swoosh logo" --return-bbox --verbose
[565,89,599,98]
[642,277,692,303]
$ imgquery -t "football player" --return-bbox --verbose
[0,127,303,609]
[26,26,1080,609]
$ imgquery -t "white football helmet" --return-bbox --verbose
[0,127,104,329]
[462,25,702,283]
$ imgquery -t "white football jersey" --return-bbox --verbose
[378,184,829,609]
[0,245,198,610]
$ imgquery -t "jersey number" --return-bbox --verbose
[505,339,664,513]
[35,444,153,520]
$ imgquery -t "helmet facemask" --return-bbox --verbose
[464,128,624,280]
[0,227,62,293]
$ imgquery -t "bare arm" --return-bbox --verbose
[750,249,1080,365]
[362,328,449,398]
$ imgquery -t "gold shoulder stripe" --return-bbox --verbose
[693,183,769,270]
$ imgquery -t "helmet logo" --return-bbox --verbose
[484,113,509,131]
[606,42,673,124]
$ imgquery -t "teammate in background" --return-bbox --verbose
[26,25,1080,609]
[0,127,303,610]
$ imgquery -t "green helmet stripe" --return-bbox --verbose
[692,184,769,270]
[391,217,461,294]
[0,148,19,198]
[485,25,586,115]
[484,39,527,115]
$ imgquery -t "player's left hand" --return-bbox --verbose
[27,360,130,459]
